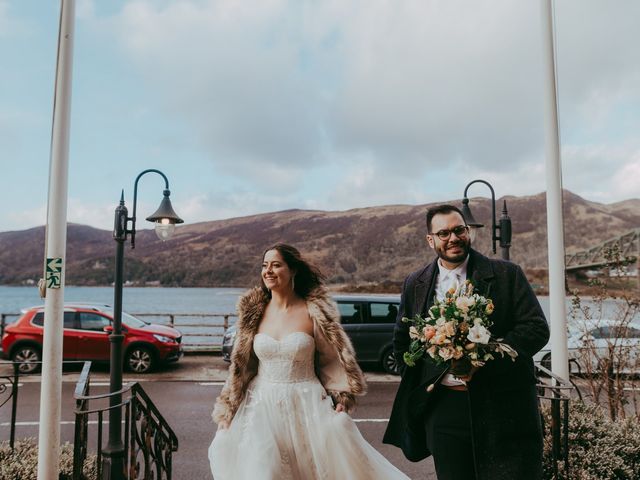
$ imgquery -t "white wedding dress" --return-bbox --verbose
[208,331,409,480]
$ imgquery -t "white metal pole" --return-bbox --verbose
[38,1,76,478]
[540,0,569,382]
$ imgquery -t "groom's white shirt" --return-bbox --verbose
[435,255,469,387]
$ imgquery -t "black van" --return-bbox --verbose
[334,294,400,374]
[221,293,401,375]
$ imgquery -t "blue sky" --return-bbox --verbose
[1,0,639,233]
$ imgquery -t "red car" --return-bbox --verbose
[1,303,183,374]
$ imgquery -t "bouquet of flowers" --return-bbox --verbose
[402,280,517,375]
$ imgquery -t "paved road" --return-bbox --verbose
[0,360,436,479]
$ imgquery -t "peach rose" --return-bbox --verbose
[423,326,436,340]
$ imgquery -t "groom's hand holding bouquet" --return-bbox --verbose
[402,280,517,381]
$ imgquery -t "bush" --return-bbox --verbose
[542,402,640,479]
[0,438,97,480]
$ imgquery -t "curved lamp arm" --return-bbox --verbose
[463,179,497,254]
[460,179,512,260]
[113,169,179,249]
[131,169,170,248]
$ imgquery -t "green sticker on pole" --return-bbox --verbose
[46,257,63,289]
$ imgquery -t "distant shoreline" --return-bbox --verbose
[2,281,634,298]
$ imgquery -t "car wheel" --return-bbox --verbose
[381,347,400,375]
[11,345,42,374]
[126,346,155,374]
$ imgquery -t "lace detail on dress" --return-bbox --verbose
[254,332,317,383]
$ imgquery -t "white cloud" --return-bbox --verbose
[77,0,97,20]
[7,204,46,232]
[175,188,306,223]
[561,145,640,202]
[0,1,12,36]
[3,1,640,234]
[66,199,115,230]
[104,0,640,202]
[555,0,640,127]
[111,0,547,175]
[610,155,640,200]
[111,0,330,174]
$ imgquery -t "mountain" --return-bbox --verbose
[0,191,637,288]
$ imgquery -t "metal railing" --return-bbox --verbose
[0,362,20,449]
[0,360,92,451]
[132,312,236,352]
[535,363,577,479]
[73,365,179,479]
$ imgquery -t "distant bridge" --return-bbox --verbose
[565,228,639,272]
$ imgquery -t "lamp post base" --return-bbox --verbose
[101,445,126,480]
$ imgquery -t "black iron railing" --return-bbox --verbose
[73,372,179,479]
[73,361,92,478]
[535,364,578,479]
[132,312,235,352]
[0,362,20,449]
[1,360,93,452]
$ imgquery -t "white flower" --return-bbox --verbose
[436,317,446,326]
[473,317,483,326]
[455,296,475,312]
[467,324,491,344]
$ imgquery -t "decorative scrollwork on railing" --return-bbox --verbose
[0,363,19,408]
[0,375,16,409]
[128,384,178,480]
[74,372,178,479]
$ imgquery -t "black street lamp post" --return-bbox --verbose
[101,169,183,479]
[461,179,512,261]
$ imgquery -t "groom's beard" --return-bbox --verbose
[435,238,470,264]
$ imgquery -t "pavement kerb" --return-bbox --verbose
[2,353,402,384]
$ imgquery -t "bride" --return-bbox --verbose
[209,243,409,479]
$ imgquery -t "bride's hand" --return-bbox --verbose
[218,420,230,430]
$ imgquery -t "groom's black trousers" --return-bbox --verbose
[424,387,476,480]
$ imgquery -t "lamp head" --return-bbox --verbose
[146,189,184,241]
[461,197,484,228]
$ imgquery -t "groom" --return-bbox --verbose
[383,204,550,480]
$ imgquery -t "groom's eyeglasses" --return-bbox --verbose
[431,225,470,241]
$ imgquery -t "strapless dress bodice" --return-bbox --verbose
[253,332,317,383]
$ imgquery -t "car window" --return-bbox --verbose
[587,326,640,339]
[120,312,147,328]
[610,326,640,339]
[337,302,365,325]
[625,327,640,338]
[588,327,610,339]
[369,302,399,324]
[79,312,111,332]
[32,312,77,328]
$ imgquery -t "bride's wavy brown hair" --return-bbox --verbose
[260,243,325,299]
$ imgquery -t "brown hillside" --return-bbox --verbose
[0,191,637,287]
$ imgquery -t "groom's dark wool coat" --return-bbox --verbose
[383,249,550,480]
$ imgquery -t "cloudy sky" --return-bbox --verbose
[1,0,639,232]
